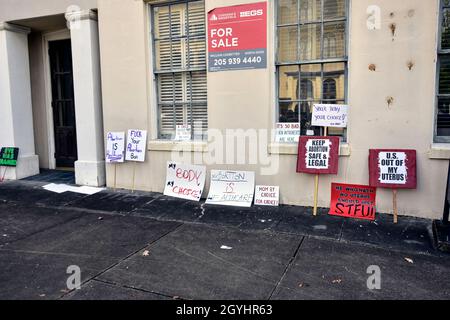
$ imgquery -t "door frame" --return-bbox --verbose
[42,29,71,169]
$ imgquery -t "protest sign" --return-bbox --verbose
[0,147,19,167]
[125,129,147,162]
[297,136,340,175]
[206,170,255,207]
[208,2,267,72]
[369,149,417,189]
[311,104,348,128]
[275,123,300,143]
[175,125,192,141]
[329,183,377,221]
[164,162,206,202]
[369,149,417,224]
[106,132,125,163]
[254,185,279,206]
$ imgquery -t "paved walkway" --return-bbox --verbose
[0,180,449,300]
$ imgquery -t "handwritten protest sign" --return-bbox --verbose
[297,136,340,175]
[164,161,206,202]
[206,170,255,207]
[311,104,348,128]
[329,183,377,221]
[106,132,125,163]
[175,125,192,141]
[254,185,279,206]
[369,149,417,189]
[125,129,147,162]
[0,147,19,167]
[275,123,300,143]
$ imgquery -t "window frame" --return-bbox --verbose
[436,0,450,143]
[275,0,349,140]
[150,0,207,141]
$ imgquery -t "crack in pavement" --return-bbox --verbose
[58,222,184,300]
[268,236,305,300]
[88,278,182,300]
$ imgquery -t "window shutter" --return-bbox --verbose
[187,71,208,136]
[187,2,206,69]
[153,1,207,140]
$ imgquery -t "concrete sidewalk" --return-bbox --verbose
[0,180,449,300]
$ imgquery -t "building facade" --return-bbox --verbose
[1,0,449,219]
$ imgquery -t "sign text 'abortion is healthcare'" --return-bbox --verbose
[208,2,267,72]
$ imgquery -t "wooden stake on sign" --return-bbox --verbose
[113,163,117,191]
[393,189,398,224]
[313,126,328,216]
[132,162,136,193]
[313,174,319,216]
[0,167,7,183]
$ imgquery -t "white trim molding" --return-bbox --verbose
[148,140,208,153]
[429,144,450,159]
[65,10,98,23]
[0,22,30,34]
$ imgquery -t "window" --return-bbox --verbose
[277,0,347,137]
[436,0,450,142]
[152,0,207,140]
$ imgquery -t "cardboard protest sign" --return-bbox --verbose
[106,132,125,163]
[206,170,255,207]
[369,149,417,189]
[254,185,279,206]
[0,147,19,167]
[275,123,300,143]
[164,161,206,202]
[208,2,267,72]
[175,125,192,141]
[329,183,377,221]
[311,104,348,128]
[125,129,147,162]
[297,136,340,175]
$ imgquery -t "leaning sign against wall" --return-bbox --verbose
[208,2,267,72]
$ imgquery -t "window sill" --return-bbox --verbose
[268,142,351,157]
[148,140,351,156]
[148,140,208,153]
[428,144,450,159]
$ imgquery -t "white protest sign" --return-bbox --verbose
[305,139,331,169]
[164,161,206,201]
[378,152,408,185]
[175,125,192,141]
[311,104,348,128]
[106,132,125,163]
[275,123,300,143]
[254,185,279,206]
[206,170,255,207]
[125,129,147,162]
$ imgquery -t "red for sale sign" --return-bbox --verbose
[369,149,417,189]
[329,183,377,221]
[208,2,267,72]
[296,136,340,175]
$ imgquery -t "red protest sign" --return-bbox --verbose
[296,136,340,175]
[208,2,267,71]
[369,149,417,189]
[329,183,377,221]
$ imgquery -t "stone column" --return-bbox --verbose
[66,10,106,186]
[0,22,39,180]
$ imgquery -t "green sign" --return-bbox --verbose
[0,147,19,167]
